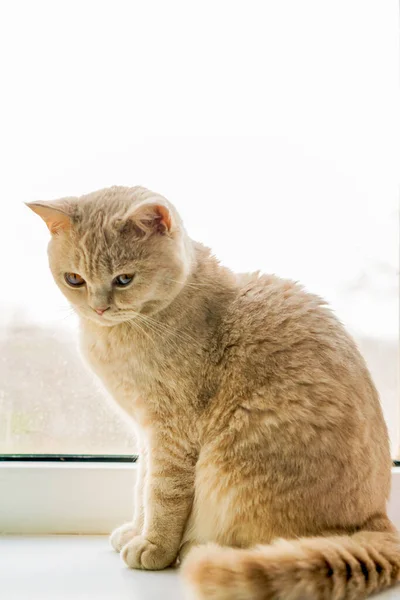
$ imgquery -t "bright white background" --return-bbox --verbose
[0,1,398,453]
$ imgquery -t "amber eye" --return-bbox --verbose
[113,274,134,287]
[64,273,86,287]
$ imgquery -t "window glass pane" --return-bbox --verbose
[1,137,398,456]
[0,3,398,456]
[0,321,134,454]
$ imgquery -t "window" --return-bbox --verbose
[0,1,398,533]
[1,135,398,457]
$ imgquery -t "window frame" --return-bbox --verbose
[0,460,137,534]
[0,460,399,535]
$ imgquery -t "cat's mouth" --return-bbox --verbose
[86,312,116,327]
[86,308,136,327]
[73,306,117,327]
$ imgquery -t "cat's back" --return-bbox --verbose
[227,272,343,357]
[216,272,390,499]
[221,272,384,426]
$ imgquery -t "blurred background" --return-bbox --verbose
[0,1,398,456]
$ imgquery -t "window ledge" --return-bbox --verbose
[0,462,399,534]
[2,535,400,599]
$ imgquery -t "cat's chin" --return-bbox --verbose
[84,316,116,327]
[77,311,121,328]
[84,312,143,328]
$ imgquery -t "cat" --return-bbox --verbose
[27,185,400,599]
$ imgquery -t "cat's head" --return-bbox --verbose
[27,186,193,326]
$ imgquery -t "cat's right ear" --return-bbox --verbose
[25,201,73,235]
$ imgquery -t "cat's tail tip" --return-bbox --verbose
[182,531,400,600]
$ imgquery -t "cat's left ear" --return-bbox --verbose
[25,200,74,235]
[125,202,173,237]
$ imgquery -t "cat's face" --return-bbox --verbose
[27,186,192,326]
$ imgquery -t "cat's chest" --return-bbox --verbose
[80,324,196,420]
[82,326,159,387]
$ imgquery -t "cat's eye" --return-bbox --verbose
[64,272,86,287]
[113,274,134,287]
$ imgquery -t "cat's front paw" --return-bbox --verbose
[110,522,140,553]
[121,535,177,570]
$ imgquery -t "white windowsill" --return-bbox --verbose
[0,535,185,600]
[1,535,400,600]
[0,462,399,535]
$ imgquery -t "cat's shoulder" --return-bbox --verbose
[225,272,335,340]
[235,272,326,312]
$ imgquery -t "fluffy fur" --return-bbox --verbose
[28,186,399,599]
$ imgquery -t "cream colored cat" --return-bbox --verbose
[28,186,399,599]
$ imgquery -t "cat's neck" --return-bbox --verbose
[156,241,237,340]
[136,241,237,346]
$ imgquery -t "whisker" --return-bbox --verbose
[57,313,76,323]
[127,317,184,357]
[133,313,183,347]
[123,308,199,349]
[55,306,76,314]
[133,314,186,352]
[126,317,154,343]
[136,312,199,346]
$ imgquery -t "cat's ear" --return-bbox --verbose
[25,201,73,235]
[123,202,173,237]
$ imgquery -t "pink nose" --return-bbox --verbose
[94,307,109,316]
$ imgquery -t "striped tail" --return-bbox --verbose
[183,530,400,600]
